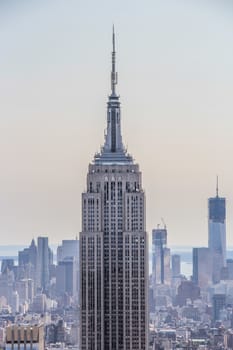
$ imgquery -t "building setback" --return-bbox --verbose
[80,29,148,350]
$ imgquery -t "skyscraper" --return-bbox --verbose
[208,179,226,283]
[18,239,37,282]
[37,237,52,293]
[152,226,170,285]
[171,254,181,278]
[80,29,148,350]
[57,239,79,263]
[56,258,76,297]
[57,239,79,299]
[18,239,37,268]
[212,294,226,322]
[192,247,212,289]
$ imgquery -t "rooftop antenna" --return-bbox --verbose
[111,25,118,95]
[216,175,219,197]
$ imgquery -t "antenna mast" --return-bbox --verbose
[111,25,118,95]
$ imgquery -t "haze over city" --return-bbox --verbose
[0,0,233,246]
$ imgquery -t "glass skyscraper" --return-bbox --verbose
[152,227,169,285]
[208,180,226,283]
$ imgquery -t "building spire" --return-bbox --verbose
[111,25,117,96]
[216,175,219,197]
[93,27,133,164]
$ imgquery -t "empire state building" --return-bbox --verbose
[80,29,148,350]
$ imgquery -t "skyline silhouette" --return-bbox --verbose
[0,0,233,246]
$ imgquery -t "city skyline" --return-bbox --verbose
[0,0,233,246]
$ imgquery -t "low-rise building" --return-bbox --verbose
[5,324,44,350]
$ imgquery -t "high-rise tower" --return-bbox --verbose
[192,247,212,289]
[208,178,226,283]
[80,29,148,350]
[37,237,52,293]
[152,226,170,286]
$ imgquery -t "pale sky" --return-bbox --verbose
[0,0,233,247]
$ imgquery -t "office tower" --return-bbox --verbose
[227,259,233,280]
[11,291,19,314]
[57,239,79,296]
[57,239,79,262]
[56,258,77,296]
[18,249,29,266]
[29,239,38,266]
[37,237,50,292]
[0,269,14,305]
[152,226,170,285]
[31,293,47,313]
[171,254,180,277]
[163,247,171,284]
[46,320,67,344]
[80,29,148,350]
[15,279,28,304]
[192,247,212,289]
[208,179,226,283]
[5,324,44,350]
[18,239,37,268]
[28,279,34,301]
[57,239,79,299]
[175,281,200,307]
[212,294,226,322]
[18,239,37,282]
[1,259,14,274]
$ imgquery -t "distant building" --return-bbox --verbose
[46,320,65,344]
[220,266,229,280]
[193,247,212,289]
[15,279,28,305]
[17,240,37,294]
[11,291,19,314]
[5,324,44,350]
[213,293,226,322]
[175,281,200,307]
[37,237,53,293]
[152,227,170,286]
[172,254,181,277]
[57,239,79,262]
[28,279,34,301]
[0,269,14,305]
[31,294,47,314]
[208,180,226,283]
[18,239,37,269]
[56,239,79,298]
[226,259,233,280]
[18,248,30,266]
[0,327,6,348]
[56,258,77,297]
[1,259,14,274]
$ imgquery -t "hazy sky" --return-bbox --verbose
[0,0,233,247]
